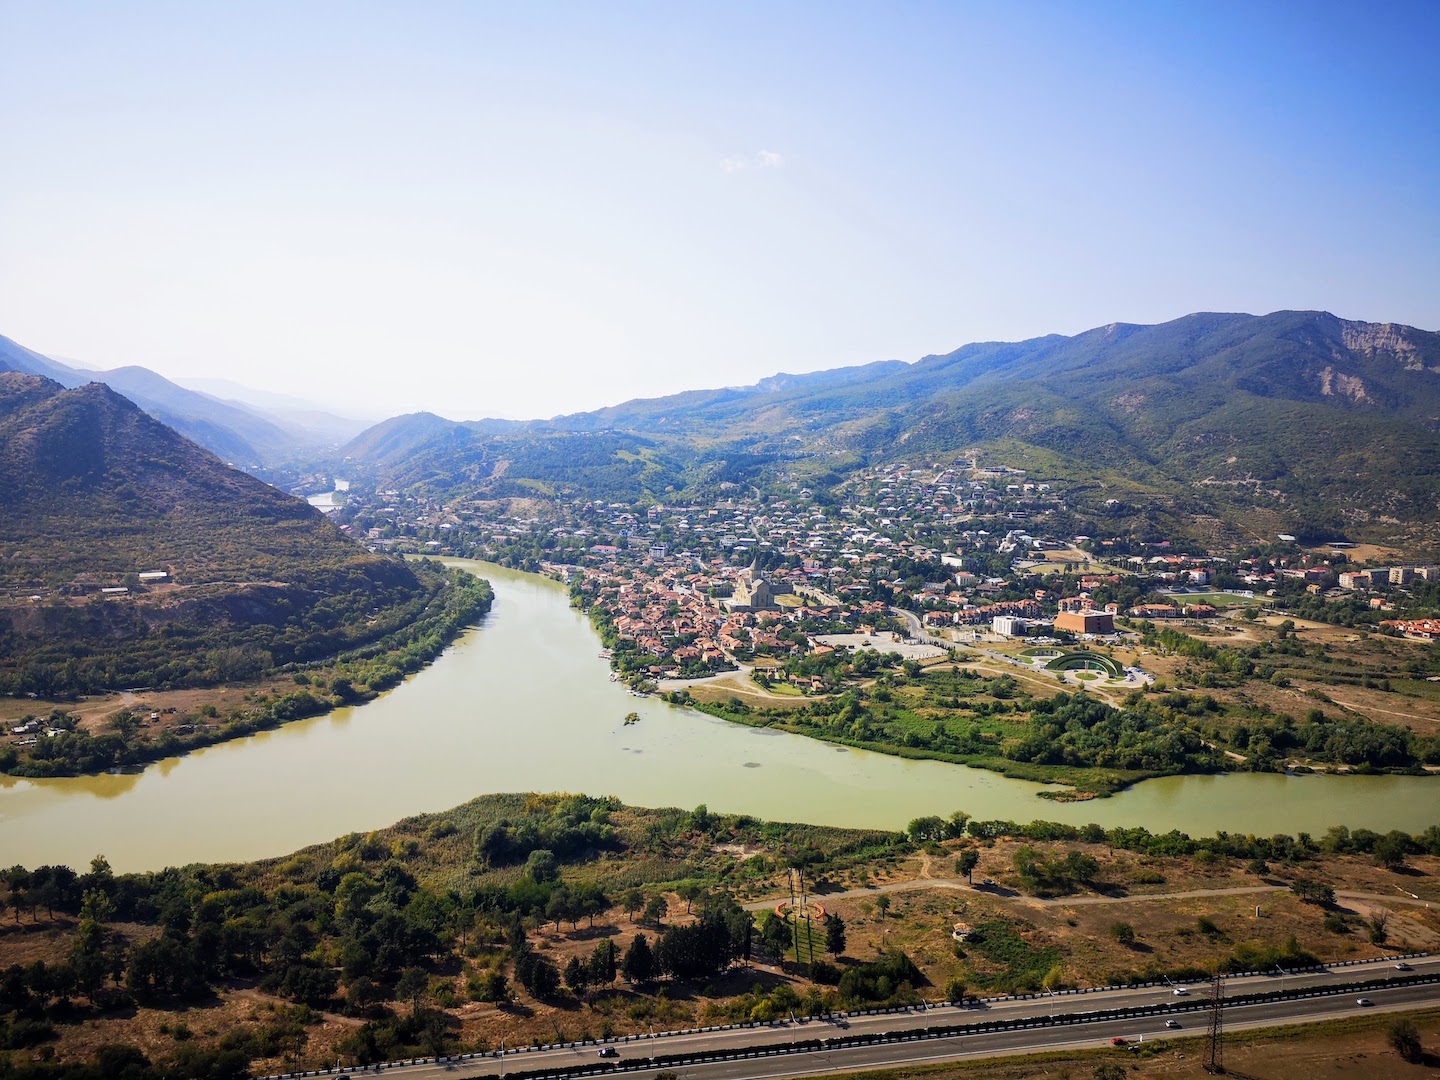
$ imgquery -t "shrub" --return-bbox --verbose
[1388,1018,1423,1063]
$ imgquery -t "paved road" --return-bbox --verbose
[340,955,1439,1080]
[605,980,1440,1080]
[742,877,1436,913]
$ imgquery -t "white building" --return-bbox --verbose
[992,615,1028,638]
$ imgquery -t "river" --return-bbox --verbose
[0,561,1436,872]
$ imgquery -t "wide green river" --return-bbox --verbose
[1,561,1436,872]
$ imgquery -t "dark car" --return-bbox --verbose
[597,1047,619,1058]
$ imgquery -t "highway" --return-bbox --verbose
[304,954,1440,1080]
[607,980,1440,1080]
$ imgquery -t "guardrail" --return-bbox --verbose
[254,952,1431,1079]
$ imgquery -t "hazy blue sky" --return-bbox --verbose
[3,2,1438,420]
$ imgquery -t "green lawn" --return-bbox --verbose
[1161,590,1272,607]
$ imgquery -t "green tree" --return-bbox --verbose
[469,969,509,1003]
[545,888,573,931]
[563,955,589,997]
[677,881,703,914]
[623,934,656,984]
[106,711,140,739]
[622,888,643,922]
[824,913,847,957]
[69,916,115,1003]
[1108,922,1136,947]
[515,951,560,998]
[955,849,979,884]
[395,966,429,1017]
[573,882,608,927]
[759,912,793,960]
[1291,878,1335,907]
[1373,831,1410,871]
[524,849,558,883]
[588,939,617,986]
[906,816,946,843]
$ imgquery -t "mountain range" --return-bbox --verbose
[331,310,1440,545]
[6,310,1439,547]
[0,335,366,465]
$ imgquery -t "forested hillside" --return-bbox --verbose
[0,373,488,698]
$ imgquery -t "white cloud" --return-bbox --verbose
[721,150,784,172]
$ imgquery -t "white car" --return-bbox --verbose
[1172,987,1189,996]
[1357,997,1374,1007]
[1164,1019,1181,1029]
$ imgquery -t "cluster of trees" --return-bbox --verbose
[474,795,622,868]
[904,811,972,843]
[625,901,753,981]
[0,791,918,1073]
[1010,845,1101,897]
[706,678,1231,791]
[775,647,908,691]
[1223,709,1438,771]
[810,950,925,1004]
[1012,693,1223,774]
[956,815,1440,872]
[1135,621,1440,771]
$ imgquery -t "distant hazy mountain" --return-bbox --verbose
[337,310,1440,541]
[336,411,684,500]
[342,411,485,466]
[0,372,441,695]
[0,334,350,463]
[177,375,372,445]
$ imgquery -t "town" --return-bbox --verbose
[316,458,1440,684]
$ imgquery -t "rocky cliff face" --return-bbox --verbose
[1340,319,1440,372]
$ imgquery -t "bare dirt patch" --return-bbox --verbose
[0,680,294,737]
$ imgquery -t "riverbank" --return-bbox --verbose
[660,647,1438,798]
[0,565,493,778]
[680,696,1155,797]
